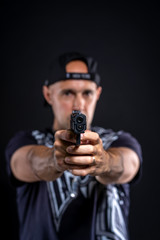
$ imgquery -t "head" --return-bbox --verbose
[43,52,102,131]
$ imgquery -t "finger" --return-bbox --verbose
[54,139,70,154]
[56,158,87,172]
[70,165,96,176]
[53,151,69,171]
[66,144,95,155]
[81,131,101,145]
[65,155,94,165]
[55,130,76,143]
[68,165,88,169]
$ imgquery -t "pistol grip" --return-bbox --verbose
[76,134,81,146]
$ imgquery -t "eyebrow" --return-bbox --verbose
[60,88,94,94]
[60,89,75,94]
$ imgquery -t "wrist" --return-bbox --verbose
[29,146,62,181]
[96,148,124,185]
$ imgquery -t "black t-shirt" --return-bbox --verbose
[5,127,143,240]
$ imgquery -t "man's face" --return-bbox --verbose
[43,60,102,130]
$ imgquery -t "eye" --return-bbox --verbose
[63,90,74,96]
[83,90,93,97]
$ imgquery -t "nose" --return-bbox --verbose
[72,94,85,112]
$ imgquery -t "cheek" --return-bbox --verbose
[60,101,72,111]
[52,98,72,112]
[85,99,97,121]
[87,98,97,112]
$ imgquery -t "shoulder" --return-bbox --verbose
[31,129,54,147]
[91,126,121,149]
[91,126,142,160]
[5,128,54,156]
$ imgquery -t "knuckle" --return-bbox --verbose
[54,151,61,160]
[54,130,60,139]
[94,132,100,141]
[91,145,97,155]
[54,141,61,150]
[97,146,102,156]
[80,170,87,176]
[90,156,93,164]
[54,130,63,139]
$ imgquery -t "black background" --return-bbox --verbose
[1,3,159,240]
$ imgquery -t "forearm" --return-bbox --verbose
[96,147,140,185]
[11,145,62,182]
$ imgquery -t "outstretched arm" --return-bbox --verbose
[62,130,140,185]
[10,129,140,185]
[95,146,140,185]
[10,145,63,182]
[10,130,76,182]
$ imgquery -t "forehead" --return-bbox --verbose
[65,60,88,73]
[50,80,97,92]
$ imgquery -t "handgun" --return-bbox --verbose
[70,110,87,145]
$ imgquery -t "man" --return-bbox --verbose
[5,52,142,240]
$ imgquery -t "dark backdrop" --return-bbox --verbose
[1,3,159,240]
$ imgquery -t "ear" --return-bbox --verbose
[42,85,52,105]
[96,86,102,100]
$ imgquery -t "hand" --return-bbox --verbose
[63,130,110,177]
[54,130,139,185]
[53,129,88,173]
